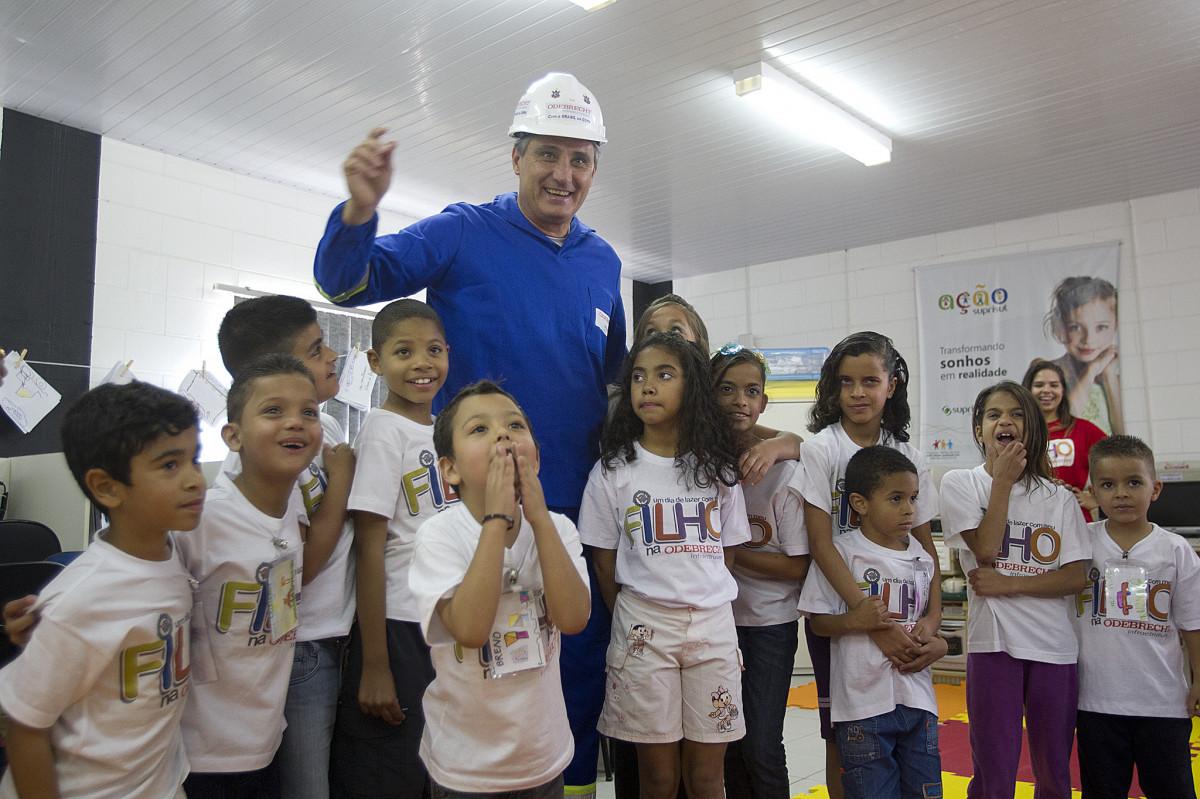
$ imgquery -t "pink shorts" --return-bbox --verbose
[598,590,744,744]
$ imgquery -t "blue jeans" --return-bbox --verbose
[274,638,345,799]
[724,621,798,799]
[836,705,942,799]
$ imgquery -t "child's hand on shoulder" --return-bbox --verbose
[991,441,1026,486]
[738,439,779,486]
[510,441,551,527]
[323,442,355,476]
[1069,485,1099,514]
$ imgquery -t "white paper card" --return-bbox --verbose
[100,360,136,386]
[0,352,62,434]
[178,369,229,425]
[335,347,376,411]
[488,589,548,679]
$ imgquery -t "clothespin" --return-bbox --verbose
[120,359,133,377]
[353,342,361,358]
[201,361,207,379]
[15,349,27,369]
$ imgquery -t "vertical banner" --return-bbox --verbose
[915,243,1120,468]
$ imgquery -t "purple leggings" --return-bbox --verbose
[965,651,1077,799]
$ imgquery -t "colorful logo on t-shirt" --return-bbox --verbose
[1048,438,1075,468]
[402,449,458,516]
[215,562,296,647]
[858,567,922,623]
[120,611,191,706]
[744,514,773,548]
[624,489,722,555]
[1076,566,1172,633]
[995,521,1061,573]
[298,461,330,519]
[833,479,862,536]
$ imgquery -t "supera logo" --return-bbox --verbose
[938,284,1009,315]
[942,405,972,416]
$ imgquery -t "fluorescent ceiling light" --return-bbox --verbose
[734,61,892,166]
[568,0,615,9]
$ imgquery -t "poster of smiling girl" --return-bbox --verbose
[1038,276,1122,434]
[914,243,1120,468]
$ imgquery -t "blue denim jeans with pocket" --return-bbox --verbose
[836,704,942,799]
[724,621,798,799]
[274,637,345,799]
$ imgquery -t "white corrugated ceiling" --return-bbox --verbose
[3,0,1198,282]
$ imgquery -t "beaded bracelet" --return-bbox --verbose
[482,513,514,530]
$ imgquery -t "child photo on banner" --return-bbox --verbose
[914,242,1120,468]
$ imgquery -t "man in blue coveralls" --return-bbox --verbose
[313,71,624,799]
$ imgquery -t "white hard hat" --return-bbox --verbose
[508,72,607,144]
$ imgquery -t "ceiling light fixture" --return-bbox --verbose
[733,61,892,166]
[568,0,615,10]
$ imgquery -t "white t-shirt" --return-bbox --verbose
[409,503,588,793]
[347,408,457,622]
[941,465,1090,664]
[174,472,306,772]
[222,412,355,641]
[790,422,938,536]
[577,444,751,610]
[1074,522,1200,717]
[0,535,191,799]
[731,459,808,627]
[797,530,938,723]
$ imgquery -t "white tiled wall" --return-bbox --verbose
[676,188,1200,463]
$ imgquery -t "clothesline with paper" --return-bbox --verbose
[178,366,230,425]
[0,350,62,434]
[335,343,377,411]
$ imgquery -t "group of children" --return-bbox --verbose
[0,287,1196,799]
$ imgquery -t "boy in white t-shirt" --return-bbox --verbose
[332,299,456,797]
[0,382,203,799]
[409,381,591,797]
[177,354,323,797]
[1072,435,1200,798]
[797,446,945,799]
[217,294,356,799]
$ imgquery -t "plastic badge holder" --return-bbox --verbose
[488,589,548,679]
[1103,561,1149,621]
[266,554,299,642]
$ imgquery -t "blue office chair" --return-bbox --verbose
[46,550,84,566]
